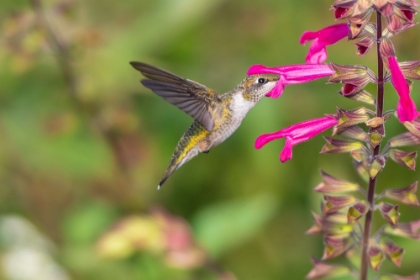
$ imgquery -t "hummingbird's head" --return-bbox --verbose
[242,74,280,102]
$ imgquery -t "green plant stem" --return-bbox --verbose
[360,11,384,280]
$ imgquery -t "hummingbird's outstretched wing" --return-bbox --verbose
[130,62,221,131]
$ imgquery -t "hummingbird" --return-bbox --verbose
[130,62,279,189]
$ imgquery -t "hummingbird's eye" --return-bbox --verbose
[258,78,266,84]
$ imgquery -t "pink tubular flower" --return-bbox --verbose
[388,56,419,122]
[300,23,349,64]
[255,115,338,163]
[247,64,334,98]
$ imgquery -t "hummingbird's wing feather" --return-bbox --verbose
[130,62,221,131]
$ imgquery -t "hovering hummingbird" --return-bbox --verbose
[130,62,279,189]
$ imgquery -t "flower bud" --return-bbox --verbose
[384,181,419,206]
[368,245,385,271]
[389,149,417,170]
[323,195,358,214]
[383,241,404,267]
[335,107,370,134]
[379,202,400,227]
[380,37,396,59]
[356,36,375,55]
[321,137,364,154]
[348,7,375,38]
[399,60,420,80]
[323,235,353,259]
[314,170,360,193]
[388,132,420,147]
[385,219,420,239]
[369,156,386,179]
[329,64,375,95]
[331,0,358,19]
[347,201,368,223]
[306,257,352,279]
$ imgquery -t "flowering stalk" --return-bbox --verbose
[360,11,384,280]
[249,0,420,279]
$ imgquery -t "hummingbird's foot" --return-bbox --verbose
[203,150,210,154]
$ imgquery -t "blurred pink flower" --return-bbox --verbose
[300,23,349,64]
[389,56,419,122]
[255,115,338,162]
[247,64,334,98]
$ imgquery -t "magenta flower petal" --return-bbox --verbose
[247,64,334,98]
[334,7,348,19]
[266,81,285,98]
[389,57,409,96]
[389,56,418,122]
[306,41,328,64]
[300,23,349,64]
[247,64,280,75]
[402,9,415,22]
[256,115,338,162]
[280,138,293,163]
[342,83,357,95]
[255,130,287,149]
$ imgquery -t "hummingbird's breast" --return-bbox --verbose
[208,93,256,147]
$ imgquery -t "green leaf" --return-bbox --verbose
[63,202,117,245]
[192,193,278,256]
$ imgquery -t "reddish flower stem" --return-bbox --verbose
[360,11,384,280]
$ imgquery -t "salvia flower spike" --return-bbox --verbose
[246,0,420,278]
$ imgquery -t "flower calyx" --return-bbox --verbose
[329,63,375,95]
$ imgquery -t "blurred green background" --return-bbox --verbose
[0,0,419,279]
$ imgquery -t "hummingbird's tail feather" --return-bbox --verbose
[157,160,182,189]
[157,124,205,188]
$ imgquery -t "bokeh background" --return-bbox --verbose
[1,0,419,279]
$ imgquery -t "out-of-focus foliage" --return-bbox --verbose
[0,0,419,279]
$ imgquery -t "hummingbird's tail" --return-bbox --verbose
[157,165,178,190]
[157,155,190,190]
[156,120,208,189]
[157,139,202,189]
